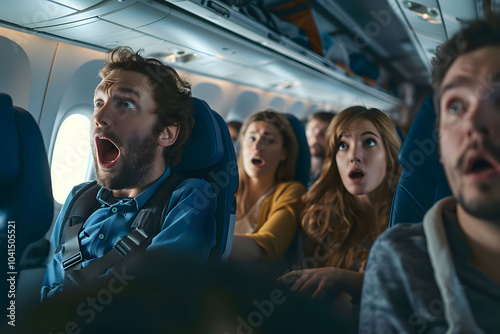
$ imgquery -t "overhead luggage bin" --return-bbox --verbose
[1,0,456,116]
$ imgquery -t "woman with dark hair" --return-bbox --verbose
[279,106,401,316]
[229,110,305,261]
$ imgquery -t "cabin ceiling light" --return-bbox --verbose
[402,1,442,24]
[149,51,199,64]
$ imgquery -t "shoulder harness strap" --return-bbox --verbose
[59,181,101,275]
[62,171,188,289]
[130,171,187,236]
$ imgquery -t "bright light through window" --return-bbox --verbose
[51,114,91,204]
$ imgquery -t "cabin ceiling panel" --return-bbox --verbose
[165,54,250,79]
[52,0,106,11]
[99,34,163,50]
[13,0,137,29]
[100,2,170,28]
[202,65,282,89]
[0,0,76,26]
[438,0,478,38]
[38,19,127,40]
[82,29,145,46]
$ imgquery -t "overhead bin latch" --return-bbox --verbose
[207,1,230,18]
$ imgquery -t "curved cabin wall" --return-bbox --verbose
[0,36,31,112]
[0,27,326,206]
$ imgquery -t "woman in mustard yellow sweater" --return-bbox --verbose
[229,110,305,261]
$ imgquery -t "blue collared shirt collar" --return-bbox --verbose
[95,167,171,211]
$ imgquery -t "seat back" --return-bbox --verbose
[284,113,311,188]
[0,94,54,313]
[0,94,20,188]
[389,93,451,226]
[282,113,310,264]
[0,94,54,260]
[173,97,238,261]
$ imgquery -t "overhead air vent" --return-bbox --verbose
[148,50,200,64]
[387,0,478,74]
[402,1,442,24]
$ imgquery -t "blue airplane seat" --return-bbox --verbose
[284,113,311,188]
[0,94,20,188]
[389,93,451,227]
[0,94,54,269]
[396,126,406,142]
[173,97,238,262]
[283,113,311,264]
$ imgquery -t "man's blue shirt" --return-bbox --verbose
[42,167,217,300]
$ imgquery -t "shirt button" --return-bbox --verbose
[111,207,118,213]
[98,234,105,240]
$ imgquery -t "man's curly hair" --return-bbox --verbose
[99,47,194,166]
[431,17,500,122]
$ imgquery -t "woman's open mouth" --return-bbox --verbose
[349,169,365,182]
[95,136,121,168]
[251,157,264,167]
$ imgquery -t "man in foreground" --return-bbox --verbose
[360,18,500,333]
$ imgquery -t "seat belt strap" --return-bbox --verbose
[65,228,150,288]
[130,171,186,235]
[61,222,84,274]
[60,172,187,287]
[56,181,100,254]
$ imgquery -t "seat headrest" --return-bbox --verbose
[284,113,311,188]
[174,98,224,172]
[389,92,451,226]
[0,102,53,259]
[398,93,447,183]
[0,93,20,187]
[172,97,238,261]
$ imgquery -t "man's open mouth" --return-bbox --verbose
[463,151,500,182]
[95,136,120,167]
[468,158,493,173]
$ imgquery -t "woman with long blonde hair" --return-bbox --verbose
[229,110,305,261]
[279,106,401,315]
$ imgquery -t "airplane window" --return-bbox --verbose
[50,114,91,204]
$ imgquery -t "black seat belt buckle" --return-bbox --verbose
[62,252,83,270]
[114,229,148,257]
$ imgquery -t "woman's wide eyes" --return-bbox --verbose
[338,139,376,150]
[246,136,274,144]
[365,139,376,147]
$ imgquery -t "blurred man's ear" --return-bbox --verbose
[158,123,180,147]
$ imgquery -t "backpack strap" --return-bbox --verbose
[62,171,187,289]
